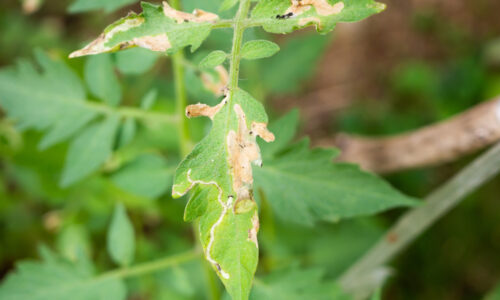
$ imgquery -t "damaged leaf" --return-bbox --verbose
[69,2,219,58]
[173,89,274,300]
[251,0,386,34]
[201,65,229,97]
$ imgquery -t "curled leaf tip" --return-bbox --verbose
[185,97,228,119]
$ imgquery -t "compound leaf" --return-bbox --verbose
[254,111,418,226]
[70,2,220,58]
[0,253,126,300]
[173,89,275,300]
[251,0,385,34]
[0,51,97,150]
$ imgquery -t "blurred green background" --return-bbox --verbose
[0,0,500,299]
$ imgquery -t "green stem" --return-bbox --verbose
[228,0,252,98]
[99,249,200,280]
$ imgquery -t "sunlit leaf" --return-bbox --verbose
[173,89,274,300]
[69,2,220,58]
[251,0,385,34]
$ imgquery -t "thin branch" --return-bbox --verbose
[98,249,200,280]
[86,102,179,124]
[339,141,500,299]
[328,97,500,174]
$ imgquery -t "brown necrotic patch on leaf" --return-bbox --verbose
[201,66,229,97]
[248,212,259,247]
[69,16,172,58]
[132,34,171,52]
[185,97,228,119]
[227,104,274,213]
[162,1,219,24]
[285,0,344,17]
[69,17,145,58]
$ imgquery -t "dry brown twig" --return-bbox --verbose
[320,96,500,173]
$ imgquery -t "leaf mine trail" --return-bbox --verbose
[176,169,232,279]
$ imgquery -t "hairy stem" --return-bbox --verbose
[228,0,252,96]
[99,249,200,280]
[339,142,500,298]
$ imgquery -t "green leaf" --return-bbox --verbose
[85,54,122,106]
[0,51,97,150]
[69,2,220,58]
[108,203,135,267]
[173,89,274,300]
[254,139,418,225]
[115,47,159,75]
[61,115,120,187]
[251,0,385,34]
[0,253,126,300]
[199,50,227,69]
[69,0,137,13]
[111,154,174,198]
[241,40,280,60]
[250,268,350,300]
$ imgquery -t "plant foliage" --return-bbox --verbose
[0,1,423,300]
